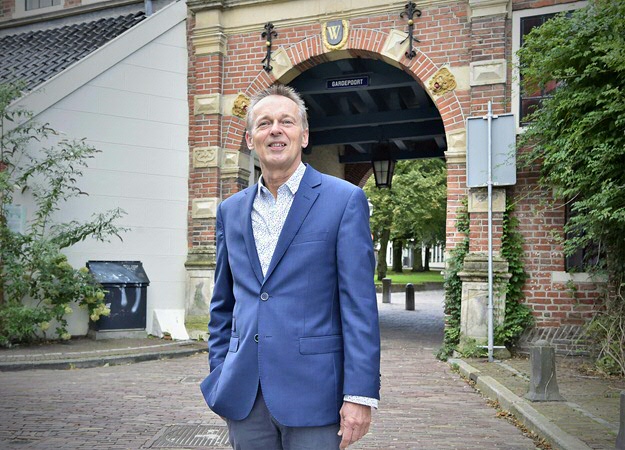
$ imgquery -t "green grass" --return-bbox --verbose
[374,270,443,285]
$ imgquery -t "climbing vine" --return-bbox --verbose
[437,199,469,361]
[437,198,533,360]
[495,202,534,348]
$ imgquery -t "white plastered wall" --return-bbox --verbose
[14,20,189,336]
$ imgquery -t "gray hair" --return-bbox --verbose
[246,84,309,133]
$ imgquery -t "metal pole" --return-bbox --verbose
[487,101,494,362]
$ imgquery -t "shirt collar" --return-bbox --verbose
[258,162,306,197]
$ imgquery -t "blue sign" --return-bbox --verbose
[326,76,369,89]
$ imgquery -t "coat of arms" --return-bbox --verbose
[323,20,349,51]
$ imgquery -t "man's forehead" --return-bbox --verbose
[253,95,299,114]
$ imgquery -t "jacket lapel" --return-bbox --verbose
[262,166,321,284]
[241,186,264,284]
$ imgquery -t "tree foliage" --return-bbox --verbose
[364,159,447,279]
[517,0,625,374]
[0,83,125,346]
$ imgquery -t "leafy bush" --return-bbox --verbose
[0,83,123,346]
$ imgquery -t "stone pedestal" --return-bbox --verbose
[185,245,216,317]
[524,340,565,402]
[457,253,510,345]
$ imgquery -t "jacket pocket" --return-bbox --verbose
[228,336,239,353]
[291,231,328,245]
[299,335,343,355]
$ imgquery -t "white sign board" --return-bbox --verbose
[466,114,517,187]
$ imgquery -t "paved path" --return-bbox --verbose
[0,291,538,449]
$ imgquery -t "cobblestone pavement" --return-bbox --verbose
[0,290,538,449]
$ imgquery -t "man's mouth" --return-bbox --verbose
[269,142,287,149]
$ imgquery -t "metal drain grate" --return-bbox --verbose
[149,424,229,448]
[179,376,204,384]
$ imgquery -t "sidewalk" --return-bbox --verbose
[0,293,623,450]
[0,336,207,371]
[451,354,624,450]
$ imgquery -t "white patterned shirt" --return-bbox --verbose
[251,162,378,409]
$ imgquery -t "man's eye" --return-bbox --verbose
[257,121,270,128]
[282,119,294,125]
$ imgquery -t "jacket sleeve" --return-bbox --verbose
[207,202,236,372]
[336,187,381,400]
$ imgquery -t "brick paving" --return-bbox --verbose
[0,290,538,449]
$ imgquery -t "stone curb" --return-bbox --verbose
[0,347,206,372]
[449,358,592,450]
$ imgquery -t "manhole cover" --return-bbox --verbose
[149,425,229,448]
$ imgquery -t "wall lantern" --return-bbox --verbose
[372,156,396,189]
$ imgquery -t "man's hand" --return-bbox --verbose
[337,401,371,449]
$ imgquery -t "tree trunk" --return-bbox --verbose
[377,228,390,281]
[392,239,403,273]
[424,245,431,272]
[411,243,424,272]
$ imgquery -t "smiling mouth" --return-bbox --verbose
[269,143,287,149]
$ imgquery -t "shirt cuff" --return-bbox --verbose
[344,395,379,409]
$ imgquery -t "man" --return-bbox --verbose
[200,84,380,450]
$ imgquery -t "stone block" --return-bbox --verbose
[470,59,507,86]
[524,340,565,402]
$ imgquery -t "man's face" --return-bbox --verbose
[245,95,309,174]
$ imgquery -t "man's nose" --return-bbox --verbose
[269,120,283,134]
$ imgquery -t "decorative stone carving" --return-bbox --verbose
[322,20,349,51]
[428,67,457,96]
[470,59,507,86]
[193,146,220,168]
[194,93,221,115]
[185,245,217,322]
[232,94,250,119]
[469,0,510,19]
[468,187,506,213]
[444,129,467,164]
[458,253,511,344]
[192,27,227,56]
[381,29,411,64]
[192,198,218,219]
[221,150,251,179]
[270,47,298,83]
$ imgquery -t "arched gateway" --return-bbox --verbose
[186,0,603,353]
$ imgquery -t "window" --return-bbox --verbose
[564,201,600,272]
[518,14,559,125]
[25,0,61,11]
[511,2,587,129]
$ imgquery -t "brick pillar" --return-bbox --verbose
[456,0,512,347]
[185,9,227,318]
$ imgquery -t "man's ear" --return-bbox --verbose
[301,128,309,149]
[245,131,254,150]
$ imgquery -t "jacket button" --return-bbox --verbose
[260,292,269,301]
[254,334,259,343]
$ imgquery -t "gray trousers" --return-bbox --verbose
[226,388,341,450]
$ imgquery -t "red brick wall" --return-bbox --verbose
[187,0,604,335]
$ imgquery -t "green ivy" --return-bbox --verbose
[437,198,533,360]
[437,198,469,361]
[495,202,534,348]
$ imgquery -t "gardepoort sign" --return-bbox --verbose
[326,76,369,89]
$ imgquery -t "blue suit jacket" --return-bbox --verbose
[200,165,380,427]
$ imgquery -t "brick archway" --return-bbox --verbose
[221,29,465,152]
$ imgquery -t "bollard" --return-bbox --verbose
[382,278,392,303]
[617,391,625,449]
[524,340,565,402]
[405,283,415,311]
